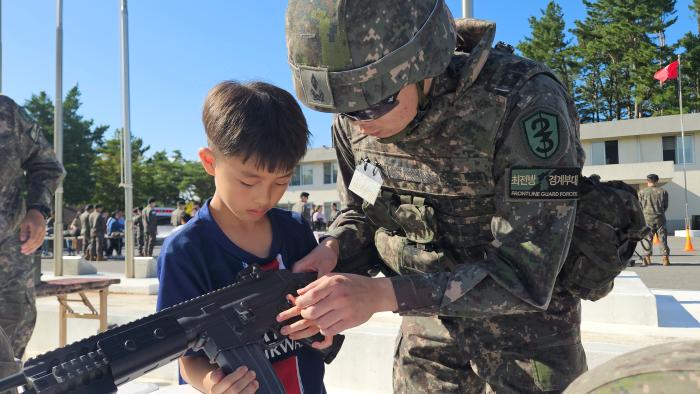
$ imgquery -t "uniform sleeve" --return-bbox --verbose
[391,74,585,317]
[15,102,65,209]
[324,115,382,274]
[663,190,669,212]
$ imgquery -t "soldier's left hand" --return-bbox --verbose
[20,209,46,255]
[277,274,398,337]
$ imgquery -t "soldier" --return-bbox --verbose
[0,95,64,391]
[142,197,158,257]
[292,192,313,227]
[638,174,671,266]
[280,1,587,392]
[88,204,106,261]
[133,207,145,256]
[79,204,93,259]
[68,208,83,255]
[171,200,186,226]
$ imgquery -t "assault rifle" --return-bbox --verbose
[0,265,343,394]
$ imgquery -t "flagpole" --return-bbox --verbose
[678,54,689,231]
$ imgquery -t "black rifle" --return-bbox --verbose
[0,265,343,394]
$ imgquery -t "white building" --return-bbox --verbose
[281,113,700,232]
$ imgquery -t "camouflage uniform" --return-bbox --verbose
[564,340,700,393]
[88,210,106,261]
[142,206,157,256]
[638,185,670,257]
[133,212,144,256]
[79,209,91,258]
[0,95,64,385]
[287,2,586,392]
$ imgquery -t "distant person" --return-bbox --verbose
[106,210,125,257]
[79,204,94,258]
[88,204,106,261]
[292,192,312,227]
[0,94,64,389]
[328,202,340,224]
[312,205,326,231]
[638,174,671,266]
[191,200,201,218]
[69,209,83,256]
[171,200,186,227]
[156,81,327,393]
[133,207,145,256]
[589,173,601,183]
[142,197,158,257]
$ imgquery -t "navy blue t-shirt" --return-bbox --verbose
[156,200,325,394]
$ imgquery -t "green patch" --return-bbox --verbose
[522,110,559,159]
[508,168,580,201]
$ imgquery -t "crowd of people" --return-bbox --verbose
[291,192,340,232]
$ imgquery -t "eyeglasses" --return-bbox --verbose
[341,91,400,121]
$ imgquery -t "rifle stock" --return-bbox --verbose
[0,265,343,393]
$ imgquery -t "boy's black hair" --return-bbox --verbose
[202,81,309,174]
[300,192,310,198]
[148,197,157,204]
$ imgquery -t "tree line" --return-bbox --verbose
[517,0,700,122]
[25,86,215,210]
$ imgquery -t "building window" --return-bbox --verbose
[323,162,338,184]
[663,135,695,164]
[290,164,314,186]
[591,140,619,165]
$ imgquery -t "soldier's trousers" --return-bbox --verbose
[642,221,670,257]
[0,326,18,394]
[144,233,156,256]
[89,235,104,259]
[0,235,37,360]
[393,291,587,393]
[81,235,90,256]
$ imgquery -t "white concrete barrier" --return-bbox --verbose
[61,255,97,275]
[581,271,658,326]
[134,257,158,278]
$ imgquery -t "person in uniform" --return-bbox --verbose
[88,204,106,261]
[292,192,312,226]
[133,207,145,256]
[79,204,93,259]
[170,200,186,227]
[638,173,671,266]
[279,1,587,392]
[142,197,158,257]
[0,95,64,391]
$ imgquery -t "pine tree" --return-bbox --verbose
[573,0,677,121]
[517,1,578,95]
[24,86,107,206]
[678,0,700,112]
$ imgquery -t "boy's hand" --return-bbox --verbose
[292,237,339,277]
[204,367,259,394]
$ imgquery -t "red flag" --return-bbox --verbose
[654,60,679,85]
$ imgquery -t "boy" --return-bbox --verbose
[156,81,326,394]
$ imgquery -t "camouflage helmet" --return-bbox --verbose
[285,0,456,113]
[564,340,700,393]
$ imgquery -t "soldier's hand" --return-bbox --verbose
[279,294,335,349]
[292,237,339,277]
[205,366,258,394]
[20,209,46,255]
[278,274,398,337]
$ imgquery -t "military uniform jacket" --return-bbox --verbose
[89,211,106,237]
[79,211,91,237]
[143,206,158,234]
[0,95,64,240]
[638,185,668,224]
[327,20,585,317]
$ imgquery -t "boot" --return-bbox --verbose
[642,256,651,266]
[662,256,671,266]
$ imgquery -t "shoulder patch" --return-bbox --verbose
[522,109,559,159]
[507,167,580,201]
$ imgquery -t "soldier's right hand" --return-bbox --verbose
[204,366,258,394]
[292,236,339,277]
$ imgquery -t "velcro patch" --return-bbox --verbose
[522,110,559,159]
[298,65,334,109]
[507,168,580,201]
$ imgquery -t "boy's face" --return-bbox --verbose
[199,147,293,222]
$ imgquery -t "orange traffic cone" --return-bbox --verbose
[653,233,661,245]
[684,227,695,252]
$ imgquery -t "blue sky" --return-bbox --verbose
[2,0,695,160]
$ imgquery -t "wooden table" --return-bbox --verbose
[35,278,121,346]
